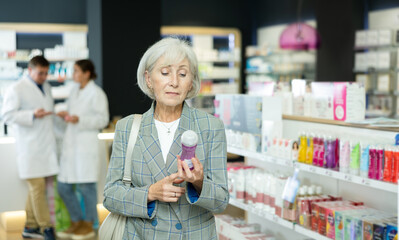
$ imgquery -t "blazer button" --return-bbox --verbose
[175,223,182,230]
[151,219,158,226]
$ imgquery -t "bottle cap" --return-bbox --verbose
[181,130,198,146]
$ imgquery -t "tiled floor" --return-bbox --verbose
[0,224,98,240]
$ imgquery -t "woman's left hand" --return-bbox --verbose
[177,155,204,194]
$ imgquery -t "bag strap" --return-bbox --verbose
[122,114,142,186]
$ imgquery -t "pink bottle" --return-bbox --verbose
[181,130,198,170]
[368,146,376,179]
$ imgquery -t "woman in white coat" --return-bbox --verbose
[56,59,109,240]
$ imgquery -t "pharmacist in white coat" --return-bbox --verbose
[1,56,58,240]
[56,59,109,240]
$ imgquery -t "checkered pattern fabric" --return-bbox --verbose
[103,102,229,239]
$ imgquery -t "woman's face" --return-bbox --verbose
[73,64,90,85]
[146,56,193,107]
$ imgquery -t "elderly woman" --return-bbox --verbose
[103,37,229,239]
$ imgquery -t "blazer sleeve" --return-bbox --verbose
[103,117,157,219]
[1,86,34,127]
[186,117,229,214]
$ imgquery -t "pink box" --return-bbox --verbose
[311,82,365,122]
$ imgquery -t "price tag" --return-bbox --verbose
[361,178,370,186]
[309,166,316,173]
[272,215,278,222]
[344,174,352,182]
[325,170,332,177]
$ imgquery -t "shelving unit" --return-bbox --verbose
[353,29,398,118]
[226,114,398,240]
[245,49,316,95]
[229,195,331,240]
[229,198,295,230]
[161,26,242,114]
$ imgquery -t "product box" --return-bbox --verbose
[385,223,398,240]
[214,94,263,152]
[355,30,367,48]
[355,53,367,71]
[261,96,283,155]
[377,51,395,69]
[310,82,365,121]
[368,52,378,69]
[261,122,282,155]
[333,82,365,121]
[378,29,393,46]
[310,82,334,119]
[373,221,387,240]
[291,79,310,116]
[363,217,376,240]
[377,74,391,92]
[356,74,372,92]
[367,30,379,46]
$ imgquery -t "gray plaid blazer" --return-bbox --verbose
[103,102,229,239]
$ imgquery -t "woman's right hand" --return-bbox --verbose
[148,173,185,202]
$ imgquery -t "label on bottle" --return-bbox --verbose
[181,144,196,170]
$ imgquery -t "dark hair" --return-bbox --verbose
[29,55,50,68]
[75,59,97,80]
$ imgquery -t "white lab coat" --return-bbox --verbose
[1,77,59,179]
[58,81,109,183]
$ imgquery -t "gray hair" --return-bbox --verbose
[137,37,200,100]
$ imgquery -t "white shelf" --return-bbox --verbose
[227,146,294,167]
[229,198,339,239]
[295,225,331,240]
[227,146,397,193]
[229,198,295,230]
[294,162,397,193]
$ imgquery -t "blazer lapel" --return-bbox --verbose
[140,104,168,182]
[165,102,191,175]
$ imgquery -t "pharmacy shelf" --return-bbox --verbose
[227,146,397,193]
[229,198,295,230]
[295,225,331,240]
[227,146,294,167]
[229,198,333,240]
[294,162,397,193]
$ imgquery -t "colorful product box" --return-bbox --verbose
[385,223,398,240]
[310,82,365,122]
[214,94,263,152]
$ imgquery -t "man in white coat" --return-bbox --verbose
[1,56,58,240]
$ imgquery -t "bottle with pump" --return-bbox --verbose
[181,130,198,170]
